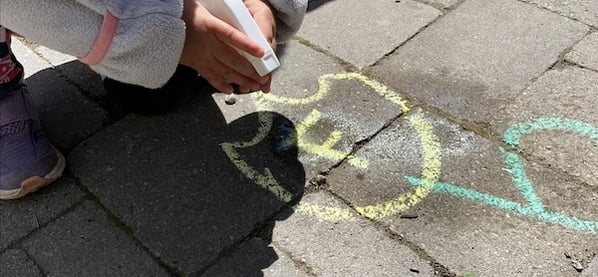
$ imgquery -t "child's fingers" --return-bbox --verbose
[204,60,262,94]
[214,45,266,84]
[209,16,264,58]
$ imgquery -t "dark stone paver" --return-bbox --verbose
[22,200,169,276]
[13,39,108,150]
[0,249,42,277]
[0,176,85,250]
[68,89,305,274]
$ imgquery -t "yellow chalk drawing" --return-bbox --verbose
[221,72,441,221]
[220,112,293,202]
[295,202,356,221]
[293,113,441,221]
[296,109,368,169]
[262,73,409,112]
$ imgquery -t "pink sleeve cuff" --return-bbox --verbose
[79,11,119,65]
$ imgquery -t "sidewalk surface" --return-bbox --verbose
[2,0,598,276]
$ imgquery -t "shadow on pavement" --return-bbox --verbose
[18,63,306,275]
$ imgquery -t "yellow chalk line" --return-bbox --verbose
[262,72,409,112]
[220,111,294,202]
[295,109,369,169]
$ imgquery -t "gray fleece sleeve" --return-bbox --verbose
[0,0,186,89]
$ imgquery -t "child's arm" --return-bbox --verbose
[0,0,306,90]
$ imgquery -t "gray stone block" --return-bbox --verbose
[369,0,588,123]
[582,255,598,277]
[0,249,42,277]
[566,32,598,71]
[22,200,169,276]
[520,0,598,28]
[273,192,435,276]
[0,176,85,250]
[68,90,306,274]
[299,0,440,68]
[326,109,598,276]
[492,66,598,187]
[202,238,308,277]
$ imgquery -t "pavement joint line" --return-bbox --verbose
[47,64,119,121]
[321,110,407,177]
[191,198,304,276]
[269,240,318,277]
[556,29,593,63]
[361,211,456,276]
[21,247,46,276]
[366,0,472,70]
[367,14,440,69]
[563,60,598,74]
[293,36,360,72]
[66,174,184,276]
[515,0,597,28]
[0,196,88,257]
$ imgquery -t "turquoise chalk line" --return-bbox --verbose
[404,117,598,233]
[406,176,598,233]
[504,117,598,149]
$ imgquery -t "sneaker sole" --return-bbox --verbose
[0,146,66,200]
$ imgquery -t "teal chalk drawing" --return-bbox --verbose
[406,176,598,233]
[504,117,598,150]
[407,117,598,234]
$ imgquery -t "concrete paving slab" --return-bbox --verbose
[32,45,106,99]
[11,38,108,150]
[21,200,169,276]
[298,0,440,68]
[326,109,598,276]
[68,90,306,274]
[273,192,435,276]
[492,66,598,187]
[520,0,598,28]
[241,41,408,179]
[0,176,85,250]
[30,45,76,67]
[0,249,42,277]
[11,39,50,77]
[566,32,598,71]
[201,238,308,276]
[582,255,598,276]
[368,0,589,123]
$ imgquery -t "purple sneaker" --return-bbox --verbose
[0,87,65,200]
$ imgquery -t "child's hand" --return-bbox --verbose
[242,0,277,93]
[180,0,269,94]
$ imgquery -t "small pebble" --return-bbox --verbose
[224,95,236,105]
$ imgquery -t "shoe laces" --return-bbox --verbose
[0,121,26,137]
